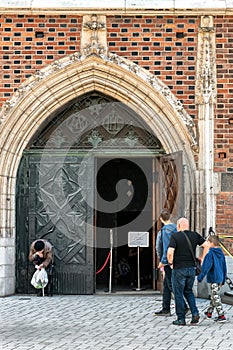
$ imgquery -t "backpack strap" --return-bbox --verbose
[182,231,196,265]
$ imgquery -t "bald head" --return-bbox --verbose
[177,217,189,231]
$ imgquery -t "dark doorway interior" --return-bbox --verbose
[95,157,153,291]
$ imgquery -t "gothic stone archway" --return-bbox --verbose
[0,52,198,296]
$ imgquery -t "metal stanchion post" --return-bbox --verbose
[109,229,113,293]
[136,246,141,291]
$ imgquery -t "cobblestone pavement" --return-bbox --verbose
[1,293,233,350]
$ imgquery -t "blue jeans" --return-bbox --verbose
[172,267,199,321]
[163,265,188,312]
[162,265,173,312]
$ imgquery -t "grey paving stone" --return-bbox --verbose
[0,294,233,350]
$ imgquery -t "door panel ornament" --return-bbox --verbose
[158,151,183,220]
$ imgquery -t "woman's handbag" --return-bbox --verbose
[182,232,202,276]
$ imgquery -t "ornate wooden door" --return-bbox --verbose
[157,151,184,220]
[152,151,184,289]
[16,152,94,294]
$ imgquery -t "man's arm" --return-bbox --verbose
[28,242,35,262]
[167,247,175,266]
[42,242,53,267]
[156,230,163,260]
[199,241,209,262]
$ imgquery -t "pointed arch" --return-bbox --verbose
[0,52,198,295]
[0,51,198,226]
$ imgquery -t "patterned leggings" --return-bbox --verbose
[207,283,224,316]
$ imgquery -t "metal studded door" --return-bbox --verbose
[16,152,94,294]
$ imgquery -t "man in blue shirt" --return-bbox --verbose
[154,209,180,316]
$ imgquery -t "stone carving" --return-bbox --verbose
[71,52,82,61]
[51,60,63,70]
[88,130,103,148]
[195,15,217,104]
[124,130,139,147]
[82,14,106,56]
[82,43,106,56]
[3,100,14,110]
[83,14,105,40]
[199,15,214,33]
[34,69,45,81]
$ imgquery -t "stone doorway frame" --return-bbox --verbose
[0,52,199,296]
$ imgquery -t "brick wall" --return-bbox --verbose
[0,14,82,105]
[107,15,198,120]
[0,13,233,244]
[1,14,199,119]
[215,16,233,238]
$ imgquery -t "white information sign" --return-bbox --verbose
[128,231,149,247]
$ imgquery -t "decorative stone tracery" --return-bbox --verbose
[195,15,216,236]
[195,15,217,105]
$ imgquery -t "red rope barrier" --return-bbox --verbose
[96,252,111,275]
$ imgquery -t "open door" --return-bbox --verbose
[152,151,184,290]
[95,157,153,291]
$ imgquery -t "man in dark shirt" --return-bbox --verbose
[155,209,188,316]
[29,239,54,296]
[167,217,209,326]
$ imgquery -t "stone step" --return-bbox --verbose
[222,292,233,305]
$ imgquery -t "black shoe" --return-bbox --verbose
[154,310,171,316]
[190,315,200,325]
[204,311,212,319]
[214,315,226,323]
[172,319,186,326]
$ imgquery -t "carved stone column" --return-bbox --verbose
[195,15,217,236]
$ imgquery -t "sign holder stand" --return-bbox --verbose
[128,231,149,292]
